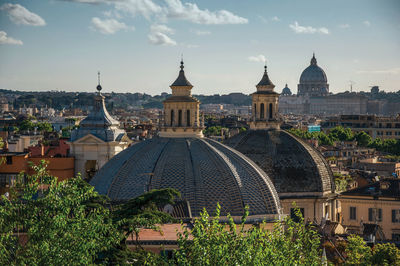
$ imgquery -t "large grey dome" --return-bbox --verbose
[297,54,329,96]
[300,64,327,83]
[90,137,281,218]
[224,129,334,198]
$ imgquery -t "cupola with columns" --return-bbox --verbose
[159,60,204,138]
[249,64,280,130]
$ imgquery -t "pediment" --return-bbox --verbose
[72,134,106,144]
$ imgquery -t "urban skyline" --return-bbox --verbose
[0,0,399,95]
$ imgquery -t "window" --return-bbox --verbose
[186,110,190,126]
[392,209,400,223]
[6,156,12,165]
[290,208,304,223]
[368,208,382,222]
[350,207,357,220]
[254,104,257,119]
[170,110,174,126]
[269,103,273,119]
[178,110,182,127]
[260,103,264,119]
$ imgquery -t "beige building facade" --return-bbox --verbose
[339,179,400,241]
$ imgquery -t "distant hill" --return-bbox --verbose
[0,89,251,110]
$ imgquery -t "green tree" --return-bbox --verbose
[107,188,179,264]
[0,160,122,265]
[354,131,372,147]
[174,205,322,265]
[345,235,372,265]
[36,122,53,132]
[18,119,35,132]
[371,243,400,265]
[329,126,354,141]
[0,161,180,265]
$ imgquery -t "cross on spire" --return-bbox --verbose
[96,71,102,92]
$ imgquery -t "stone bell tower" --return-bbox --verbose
[249,64,280,130]
[159,60,204,138]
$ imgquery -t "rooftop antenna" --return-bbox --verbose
[349,80,355,92]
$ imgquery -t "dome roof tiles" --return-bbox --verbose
[224,129,334,196]
[91,137,281,217]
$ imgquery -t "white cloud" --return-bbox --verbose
[357,67,400,75]
[150,24,174,34]
[148,24,176,46]
[164,0,248,25]
[115,0,163,20]
[0,3,46,26]
[194,30,211,35]
[0,31,23,45]
[90,17,130,34]
[363,20,371,27]
[271,16,280,22]
[339,24,350,28]
[148,32,176,46]
[289,21,329,34]
[248,54,266,63]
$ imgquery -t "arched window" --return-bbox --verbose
[170,110,174,126]
[254,104,257,119]
[269,103,273,119]
[260,103,265,119]
[178,110,182,126]
[186,110,190,126]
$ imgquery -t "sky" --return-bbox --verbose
[0,0,399,96]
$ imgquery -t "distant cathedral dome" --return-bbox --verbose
[299,59,327,84]
[298,53,329,96]
[281,84,292,96]
[90,61,281,219]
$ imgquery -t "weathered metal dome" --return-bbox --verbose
[90,137,281,219]
[224,129,335,197]
[299,54,328,84]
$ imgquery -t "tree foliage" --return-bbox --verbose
[174,205,322,265]
[18,119,53,133]
[289,126,400,155]
[0,161,179,265]
[0,161,121,265]
[203,126,228,136]
[345,235,400,266]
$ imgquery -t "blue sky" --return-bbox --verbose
[0,0,399,95]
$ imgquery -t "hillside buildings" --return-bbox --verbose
[322,114,400,140]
